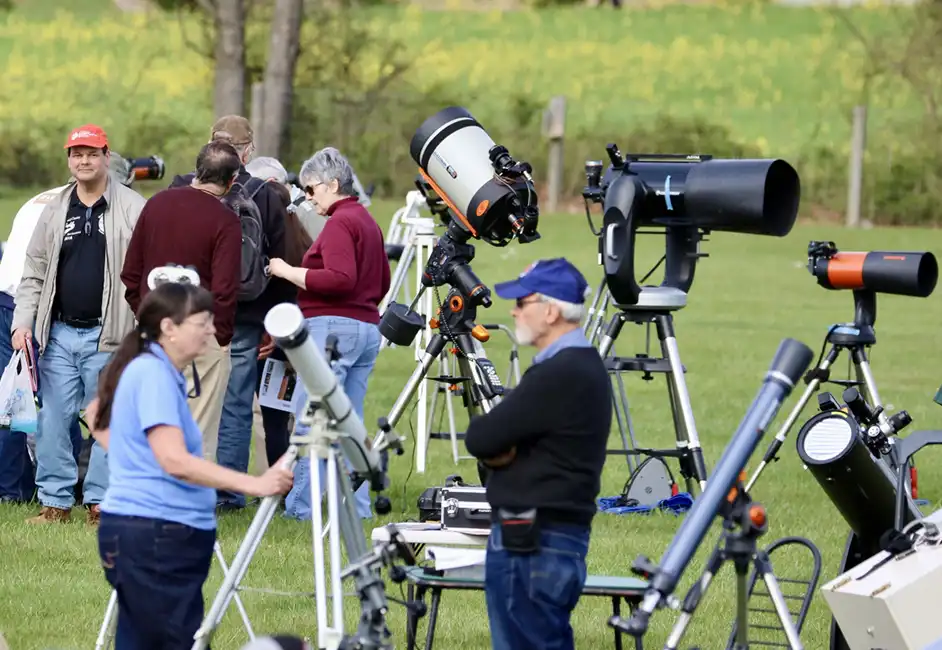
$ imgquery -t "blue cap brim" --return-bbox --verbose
[494,280,534,300]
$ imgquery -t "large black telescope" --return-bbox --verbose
[583,148,801,307]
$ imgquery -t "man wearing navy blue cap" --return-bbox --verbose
[465,257,613,650]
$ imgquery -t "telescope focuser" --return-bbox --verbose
[831,387,913,458]
[582,160,605,204]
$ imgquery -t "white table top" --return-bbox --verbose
[371,522,489,547]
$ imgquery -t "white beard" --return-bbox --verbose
[515,323,535,346]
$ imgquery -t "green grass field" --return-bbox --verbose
[1,186,941,649]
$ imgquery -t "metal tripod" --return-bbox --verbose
[384,190,430,252]
[595,286,709,494]
[380,212,438,340]
[190,405,387,650]
[747,289,886,492]
[383,314,508,474]
[662,484,809,650]
[94,542,254,650]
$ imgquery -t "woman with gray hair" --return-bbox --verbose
[268,147,390,521]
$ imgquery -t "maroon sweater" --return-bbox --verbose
[121,186,242,346]
[297,197,391,324]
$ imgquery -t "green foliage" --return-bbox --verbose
[152,0,203,11]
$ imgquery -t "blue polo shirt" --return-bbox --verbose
[100,343,217,530]
[533,328,594,365]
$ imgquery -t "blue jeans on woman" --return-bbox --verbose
[485,522,590,650]
[98,513,216,650]
[283,316,381,521]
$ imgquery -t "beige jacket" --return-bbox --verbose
[12,177,146,353]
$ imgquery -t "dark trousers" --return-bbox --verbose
[256,354,291,467]
[98,513,216,650]
[484,522,590,650]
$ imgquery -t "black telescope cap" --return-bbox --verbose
[768,338,814,388]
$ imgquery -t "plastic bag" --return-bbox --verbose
[0,350,38,435]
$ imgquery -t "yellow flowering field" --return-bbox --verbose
[0,1,922,179]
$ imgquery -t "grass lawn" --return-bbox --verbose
[1,187,941,649]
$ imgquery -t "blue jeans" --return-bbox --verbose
[216,322,265,508]
[485,522,590,650]
[284,316,381,521]
[99,513,215,650]
[36,322,110,509]
[0,306,81,501]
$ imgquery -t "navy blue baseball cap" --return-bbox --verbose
[494,258,590,304]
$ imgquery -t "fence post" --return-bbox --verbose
[846,105,868,228]
[250,82,265,143]
[541,95,567,214]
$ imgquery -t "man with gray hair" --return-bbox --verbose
[464,257,612,650]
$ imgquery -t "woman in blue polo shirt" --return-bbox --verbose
[88,282,294,649]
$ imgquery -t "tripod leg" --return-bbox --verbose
[377,335,448,465]
[663,541,725,650]
[191,488,288,650]
[746,347,839,492]
[309,441,339,650]
[755,552,804,650]
[612,370,638,473]
[657,315,707,491]
[95,589,119,650]
[597,312,625,359]
[732,569,749,650]
[444,355,460,464]
[212,541,255,640]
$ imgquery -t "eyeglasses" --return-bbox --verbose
[515,296,544,309]
[303,182,325,197]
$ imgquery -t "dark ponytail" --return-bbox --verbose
[94,281,214,430]
[95,327,147,430]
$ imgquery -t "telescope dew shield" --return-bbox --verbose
[410,106,536,244]
[810,251,938,298]
[796,410,919,552]
[610,157,800,236]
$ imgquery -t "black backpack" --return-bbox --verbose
[223,177,271,302]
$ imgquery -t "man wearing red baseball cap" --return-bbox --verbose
[12,123,145,524]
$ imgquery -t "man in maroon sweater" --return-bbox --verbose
[121,140,243,459]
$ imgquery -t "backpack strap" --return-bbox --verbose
[245,177,269,201]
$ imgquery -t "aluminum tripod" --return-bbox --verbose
[659,478,819,650]
[747,289,896,492]
[190,407,385,650]
[595,285,709,494]
[94,542,254,650]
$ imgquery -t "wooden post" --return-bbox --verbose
[846,105,867,228]
[541,95,567,214]
[250,82,264,142]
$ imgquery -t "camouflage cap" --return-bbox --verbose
[211,115,254,146]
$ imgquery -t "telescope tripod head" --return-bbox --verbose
[380,221,494,348]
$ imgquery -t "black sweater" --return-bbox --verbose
[464,347,612,527]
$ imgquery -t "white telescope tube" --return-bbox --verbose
[263,303,382,477]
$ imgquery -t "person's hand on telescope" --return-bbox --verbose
[11,328,31,351]
[258,334,276,360]
[247,464,294,497]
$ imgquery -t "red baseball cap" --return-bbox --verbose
[64,124,109,150]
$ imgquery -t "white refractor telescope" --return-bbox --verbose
[264,303,387,483]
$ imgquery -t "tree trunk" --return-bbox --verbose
[255,0,304,158]
[213,0,247,119]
